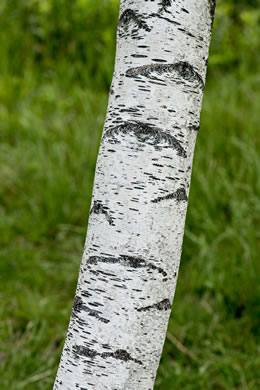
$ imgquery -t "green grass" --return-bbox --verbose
[0,1,260,389]
[155,72,260,389]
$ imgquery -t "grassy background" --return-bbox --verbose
[0,0,259,388]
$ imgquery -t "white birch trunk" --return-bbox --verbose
[54,1,215,389]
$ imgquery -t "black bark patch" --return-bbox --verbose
[208,0,216,28]
[126,62,204,90]
[73,345,97,359]
[88,255,167,278]
[110,349,142,365]
[72,296,110,324]
[137,298,171,312]
[118,9,151,35]
[73,345,143,365]
[158,0,172,13]
[90,200,114,225]
[103,121,187,157]
[151,187,188,204]
[72,295,84,314]
[188,124,200,132]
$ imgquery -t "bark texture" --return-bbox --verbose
[54,1,215,389]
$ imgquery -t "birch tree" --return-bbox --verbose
[54,1,216,388]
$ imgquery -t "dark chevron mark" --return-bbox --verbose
[88,255,167,278]
[72,296,110,324]
[118,9,151,34]
[103,122,187,157]
[136,298,171,312]
[73,345,143,365]
[151,187,188,204]
[90,200,114,225]
[158,0,172,13]
[126,62,205,90]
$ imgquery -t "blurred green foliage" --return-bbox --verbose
[0,0,119,89]
[1,0,260,86]
[209,0,260,79]
[0,0,259,389]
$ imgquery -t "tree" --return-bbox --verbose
[53,1,216,389]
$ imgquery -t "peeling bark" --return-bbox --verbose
[54,1,215,389]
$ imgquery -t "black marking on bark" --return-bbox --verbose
[103,122,187,157]
[126,62,204,90]
[88,255,167,278]
[73,345,143,365]
[151,58,168,63]
[131,54,148,58]
[151,187,188,204]
[178,28,195,38]
[109,349,142,365]
[209,0,216,28]
[181,8,189,14]
[158,0,172,13]
[72,296,110,324]
[118,9,151,34]
[188,124,200,132]
[90,201,114,225]
[137,298,171,312]
[81,290,92,298]
[72,295,84,314]
[151,13,181,26]
[73,345,97,359]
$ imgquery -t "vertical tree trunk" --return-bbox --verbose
[54,1,215,389]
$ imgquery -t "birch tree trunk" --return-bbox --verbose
[54,1,215,389]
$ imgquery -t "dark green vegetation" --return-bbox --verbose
[0,0,259,388]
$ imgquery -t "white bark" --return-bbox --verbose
[54,1,215,389]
